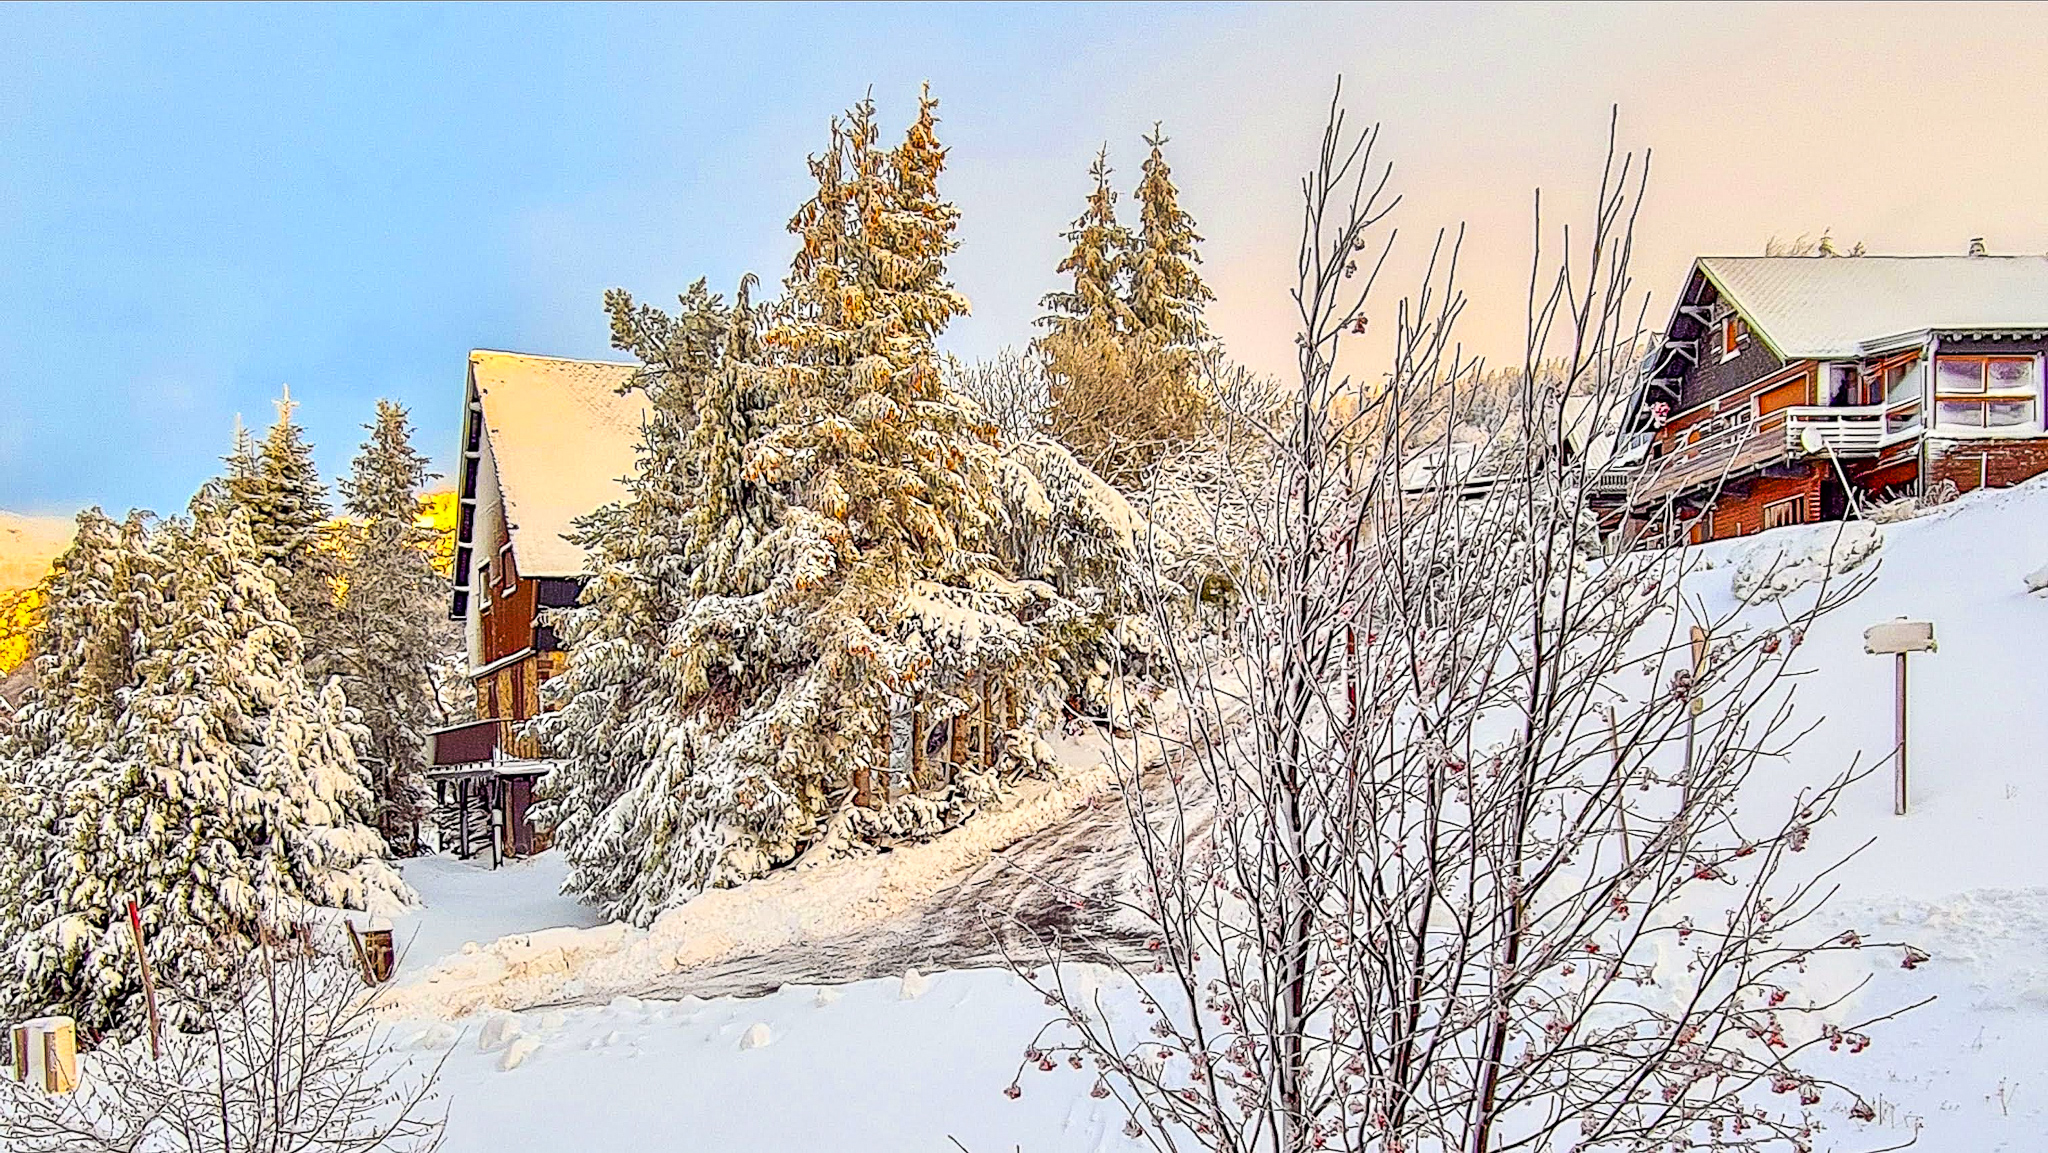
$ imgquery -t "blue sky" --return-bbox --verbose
[6,2,2048,516]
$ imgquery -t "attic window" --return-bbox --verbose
[1719,316,1745,361]
[499,542,516,595]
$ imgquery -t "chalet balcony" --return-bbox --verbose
[426,716,547,769]
[1781,399,1923,460]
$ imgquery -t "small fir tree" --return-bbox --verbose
[331,401,447,855]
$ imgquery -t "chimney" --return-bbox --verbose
[1968,237,1988,256]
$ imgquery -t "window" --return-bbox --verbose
[1720,316,1745,360]
[1885,359,1923,404]
[1824,362,1859,405]
[1935,355,2039,430]
[499,542,516,595]
[1762,497,1803,530]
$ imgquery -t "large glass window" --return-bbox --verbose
[1934,355,2038,430]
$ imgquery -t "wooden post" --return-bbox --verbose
[982,676,996,771]
[344,919,376,986]
[948,697,968,778]
[910,705,927,792]
[124,900,160,1060]
[1895,651,1909,816]
[1682,626,1707,799]
[1863,619,1934,817]
[10,1018,76,1094]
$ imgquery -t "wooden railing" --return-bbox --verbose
[428,717,544,767]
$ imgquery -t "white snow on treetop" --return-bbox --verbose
[467,350,643,578]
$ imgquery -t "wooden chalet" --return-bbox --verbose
[426,350,644,863]
[1605,252,2048,541]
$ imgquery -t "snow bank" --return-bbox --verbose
[378,698,1208,1020]
[395,967,1148,1152]
[1726,517,1882,604]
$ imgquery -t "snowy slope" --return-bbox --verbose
[379,478,2048,1152]
[1680,480,2048,1150]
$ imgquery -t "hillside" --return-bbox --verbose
[0,512,71,674]
[0,511,71,591]
[351,476,2048,1152]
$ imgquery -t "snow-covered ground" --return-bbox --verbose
[387,848,1148,1150]
[378,477,2048,1152]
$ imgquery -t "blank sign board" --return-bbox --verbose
[1864,619,1935,655]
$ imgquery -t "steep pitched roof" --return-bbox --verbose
[467,350,643,577]
[1695,255,2048,359]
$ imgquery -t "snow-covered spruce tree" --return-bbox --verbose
[538,89,1099,924]
[1125,123,1214,352]
[231,389,341,666]
[743,87,1025,838]
[4,490,405,1038]
[0,509,156,1011]
[330,400,447,855]
[532,277,784,922]
[1040,137,1213,490]
[1005,102,1915,1152]
[1038,145,1134,344]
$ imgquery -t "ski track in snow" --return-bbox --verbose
[381,694,1234,1019]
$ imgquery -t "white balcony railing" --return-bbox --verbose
[1782,400,1922,459]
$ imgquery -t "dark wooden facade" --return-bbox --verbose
[1608,259,2048,543]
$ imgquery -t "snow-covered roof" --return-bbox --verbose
[1696,255,2048,359]
[468,350,644,578]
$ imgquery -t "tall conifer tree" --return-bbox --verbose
[234,388,340,656]
[1037,146,1133,344]
[541,88,1029,922]
[331,401,445,854]
[1126,124,1214,349]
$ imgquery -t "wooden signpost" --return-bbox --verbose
[1864,618,1936,815]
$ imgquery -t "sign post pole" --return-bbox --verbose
[1864,618,1935,816]
[1894,650,1908,816]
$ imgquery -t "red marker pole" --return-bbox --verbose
[125,900,161,1060]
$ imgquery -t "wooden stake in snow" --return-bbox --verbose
[1864,618,1936,815]
[124,899,161,1060]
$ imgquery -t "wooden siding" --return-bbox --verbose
[479,572,538,669]
[1679,327,1785,411]
[1703,467,1825,541]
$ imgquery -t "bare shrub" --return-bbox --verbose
[0,937,446,1153]
[1002,92,1920,1153]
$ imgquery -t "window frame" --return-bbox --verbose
[1761,496,1802,530]
[1933,354,2040,433]
[498,541,517,597]
[1719,316,1744,362]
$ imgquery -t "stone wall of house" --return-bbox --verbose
[1926,437,2048,493]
